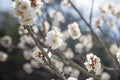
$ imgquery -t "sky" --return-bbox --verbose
[0,0,13,12]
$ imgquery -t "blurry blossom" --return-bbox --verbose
[0,51,8,62]
[0,35,12,48]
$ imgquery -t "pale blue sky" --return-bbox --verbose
[0,0,13,12]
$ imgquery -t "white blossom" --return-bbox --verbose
[93,18,103,28]
[0,51,8,62]
[30,59,40,68]
[34,8,42,16]
[49,10,65,23]
[17,41,26,49]
[13,0,24,17]
[23,63,33,74]
[116,50,120,63]
[79,35,93,51]
[17,1,30,13]
[32,26,39,33]
[64,48,74,59]
[75,43,83,53]
[109,44,119,55]
[70,68,80,78]
[86,77,94,80]
[31,0,43,9]
[68,22,81,39]
[60,0,71,8]
[0,35,12,48]
[100,72,110,80]
[13,0,43,25]
[23,50,32,60]
[84,53,101,74]
[51,56,64,72]
[113,7,120,18]
[45,30,63,49]
[18,25,28,34]
[45,0,52,4]
[62,30,70,40]
[32,48,44,64]
[67,77,78,80]
[14,0,32,18]
[20,35,35,45]
[63,66,72,74]
[20,15,35,25]
[40,21,50,33]
[59,41,67,51]
[54,60,64,72]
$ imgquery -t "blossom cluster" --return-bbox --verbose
[13,0,43,25]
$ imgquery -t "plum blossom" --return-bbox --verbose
[0,35,12,48]
[67,77,78,80]
[64,48,74,59]
[100,72,110,80]
[20,35,35,45]
[30,60,40,68]
[84,53,101,73]
[32,48,45,64]
[79,34,93,51]
[45,30,63,49]
[32,47,52,64]
[18,25,28,34]
[23,63,33,74]
[49,10,65,23]
[45,0,53,4]
[30,0,43,9]
[109,44,119,55]
[68,22,81,40]
[23,50,32,60]
[13,0,43,25]
[70,68,80,78]
[113,7,120,18]
[60,0,71,8]
[116,50,120,63]
[0,51,8,62]
[86,77,94,80]
[20,15,35,25]
[63,66,72,74]
[40,21,50,33]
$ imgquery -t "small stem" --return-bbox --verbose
[102,64,115,71]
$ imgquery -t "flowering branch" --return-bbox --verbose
[32,27,93,77]
[68,0,119,70]
[34,29,93,77]
[24,26,66,80]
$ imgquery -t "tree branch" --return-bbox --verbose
[68,0,119,70]
[24,26,66,80]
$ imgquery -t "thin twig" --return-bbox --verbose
[89,0,94,26]
[102,64,115,71]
